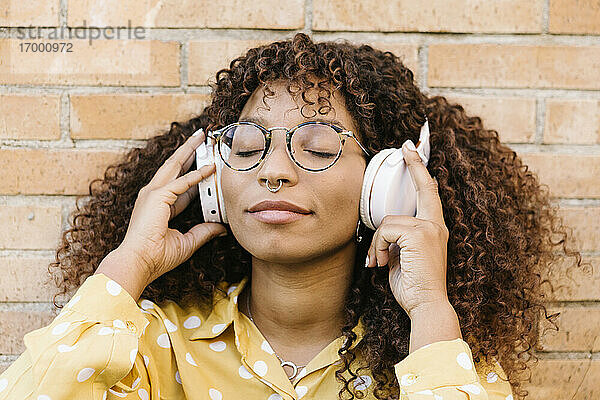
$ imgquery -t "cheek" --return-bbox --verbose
[318,173,363,219]
[220,169,244,212]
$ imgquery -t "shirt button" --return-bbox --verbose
[126,321,137,333]
[400,373,417,386]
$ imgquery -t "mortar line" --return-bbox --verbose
[59,0,68,28]
[542,0,550,34]
[535,96,546,144]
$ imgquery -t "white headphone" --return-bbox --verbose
[194,117,431,230]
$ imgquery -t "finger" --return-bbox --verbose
[375,224,418,268]
[161,164,215,203]
[367,219,419,268]
[388,242,401,269]
[179,221,228,261]
[401,141,444,225]
[181,150,197,176]
[168,179,200,220]
[179,132,207,178]
[146,132,206,191]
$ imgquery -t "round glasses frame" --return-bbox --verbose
[207,121,372,172]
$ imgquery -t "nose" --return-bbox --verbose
[255,127,298,186]
[262,127,292,164]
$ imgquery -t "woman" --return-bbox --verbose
[0,33,587,400]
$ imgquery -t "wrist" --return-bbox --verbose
[408,298,462,354]
[95,249,150,302]
[113,246,154,279]
[407,297,453,320]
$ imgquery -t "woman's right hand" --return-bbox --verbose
[115,129,228,285]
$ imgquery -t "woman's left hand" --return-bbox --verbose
[365,140,450,319]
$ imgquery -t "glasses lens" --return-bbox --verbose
[218,123,342,170]
[219,124,266,170]
[291,124,341,170]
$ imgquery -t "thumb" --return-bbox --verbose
[184,223,228,251]
[202,223,228,239]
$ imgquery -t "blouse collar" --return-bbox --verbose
[186,276,366,395]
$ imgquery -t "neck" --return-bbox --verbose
[240,240,357,363]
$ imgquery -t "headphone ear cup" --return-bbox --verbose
[215,155,228,224]
[358,171,371,230]
[359,149,395,231]
[195,130,227,224]
[359,116,431,230]
[361,147,424,230]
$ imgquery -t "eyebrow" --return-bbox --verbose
[239,116,349,131]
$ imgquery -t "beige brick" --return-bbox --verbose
[521,359,600,399]
[443,95,536,143]
[541,256,600,301]
[519,153,600,198]
[0,205,61,250]
[188,40,272,86]
[367,42,420,84]
[549,0,600,34]
[428,44,600,90]
[0,149,126,195]
[0,39,179,86]
[0,0,58,26]
[0,256,59,301]
[70,93,210,139]
[557,207,600,252]
[313,0,542,33]
[0,95,61,140]
[0,310,56,354]
[544,99,600,144]
[68,0,304,29]
[538,307,600,352]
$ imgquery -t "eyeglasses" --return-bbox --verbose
[206,121,372,172]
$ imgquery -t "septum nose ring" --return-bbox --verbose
[265,179,283,192]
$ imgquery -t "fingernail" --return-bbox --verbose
[364,255,370,268]
[402,139,416,152]
[218,231,228,237]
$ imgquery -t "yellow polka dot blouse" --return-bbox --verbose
[0,272,514,399]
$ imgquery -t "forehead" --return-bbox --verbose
[239,79,353,126]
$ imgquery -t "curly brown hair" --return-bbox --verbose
[46,32,591,400]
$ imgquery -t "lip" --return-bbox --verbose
[247,200,312,214]
[249,210,311,224]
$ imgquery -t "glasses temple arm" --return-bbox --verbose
[344,131,371,157]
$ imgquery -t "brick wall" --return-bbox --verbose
[1,1,599,398]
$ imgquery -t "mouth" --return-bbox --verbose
[247,210,313,224]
